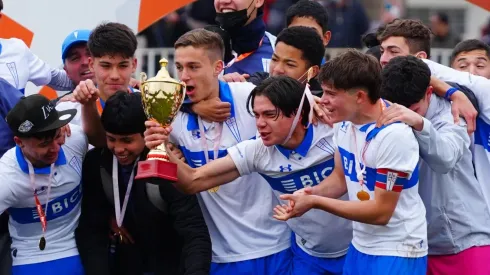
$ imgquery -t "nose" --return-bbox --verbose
[380,52,390,67]
[114,145,125,155]
[179,69,190,82]
[469,65,478,76]
[272,63,285,76]
[81,54,89,65]
[109,67,120,80]
[256,116,267,128]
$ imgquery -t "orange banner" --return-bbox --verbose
[467,0,490,11]
[138,0,196,32]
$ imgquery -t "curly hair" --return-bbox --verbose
[377,19,432,58]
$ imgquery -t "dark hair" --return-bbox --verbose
[88,22,137,58]
[363,33,381,60]
[0,0,3,12]
[450,39,490,64]
[246,76,310,127]
[435,12,449,25]
[174,28,225,61]
[286,0,329,34]
[377,19,432,58]
[101,91,147,135]
[318,49,381,103]
[276,26,325,67]
[381,56,431,108]
[204,25,233,63]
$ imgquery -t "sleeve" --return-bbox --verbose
[47,68,75,91]
[226,139,262,176]
[423,59,490,122]
[0,160,17,214]
[75,150,112,275]
[64,124,89,159]
[413,101,468,173]
[158,181,211,275]
[374,125,420,192]
[20,40,52,86]
[0,80,23,118]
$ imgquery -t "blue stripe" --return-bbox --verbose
[260,158,334,194]
[474,117,490,152]
[16,146,67,175]
[9,183,82,224]
[178,146,228,168]
[338,146,418,191]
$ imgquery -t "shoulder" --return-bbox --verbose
[63,124,88,156]
[227,81,256,94]
[376,123,416,143]
[1,38,28,50]
[0,148,22,180]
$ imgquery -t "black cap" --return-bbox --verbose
[6,94,77,137]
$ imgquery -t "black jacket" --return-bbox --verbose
[75,147,211,275]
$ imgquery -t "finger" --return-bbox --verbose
[146,141,164,149]
[304,187,314,195]
[242,74,250,79]
[311,116,318,126]
[66,125,71,137]
[279,194,294,201]
[145,120,161,128]
[466,113,476,135]
[451,106,460,125]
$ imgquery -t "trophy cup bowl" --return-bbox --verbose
[134,58,186,181]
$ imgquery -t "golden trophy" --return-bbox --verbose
[135,58,186,181]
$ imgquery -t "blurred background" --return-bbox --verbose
[135,0,490,77]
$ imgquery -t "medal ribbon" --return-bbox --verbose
[225,38,264,69]
[112,156,140,229]
[27,161,55,240]
[197,117,223,164]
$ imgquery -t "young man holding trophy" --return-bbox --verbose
[142,28,293,275]
[75,91,211,275]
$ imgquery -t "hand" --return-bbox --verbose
[110,217,135,244]
[220,73,250,83]
[450,91,477,134]
[287,187,314,212]
[144,120,172,149]
[129,78,140,89]
[192,98,231,122]
[376,103,424,131]
[58,93,75,104]
[312,96,333,127]
[61,124,71,137]
[72,79,99,105]
[168,142,185,163]
[274,192,316,221]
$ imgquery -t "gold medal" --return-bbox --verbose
[357,190,370,201]
[39,236,46,251]
[208,186,219,193]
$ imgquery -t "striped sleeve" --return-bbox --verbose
[375,169,409,192]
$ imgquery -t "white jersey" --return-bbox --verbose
[227,123,352,258]
[335,121,427,257]
[0,38,52,93]
[423,59,490,209]
[0,125,88,265]
[169,81,291,263]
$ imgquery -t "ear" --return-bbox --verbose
[255,0,265,9]
[310,65,320,79]
[131,57,138,73]
[323,31,332,47]
[13,136,23,147]
[63,64,67,71]
[426,86,433,99]
[355,89,369,104]
[415,51,428,59]
[88,57,94,72]
[214,60,224,77]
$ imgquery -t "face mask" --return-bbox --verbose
[215,0,255,30]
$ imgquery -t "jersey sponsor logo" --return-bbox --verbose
[9,183,82,224]
[260,158,334,193]
[375,168,408,192]
[191,130,201,140]
[338,146,419,191]
[279,164,292,172]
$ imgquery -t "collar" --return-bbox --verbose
[186,81,235,131]
[356,99,398,142]
[276,125,314,159]
[16,146,67,174]
[230,15,266,54]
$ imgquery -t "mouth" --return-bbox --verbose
[116,155,130,162]
[259,132,271,139]
[186,86,196,95]
[220,8,236,13]
[81,70,93,76]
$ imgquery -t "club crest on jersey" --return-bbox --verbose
[18,120,33,133]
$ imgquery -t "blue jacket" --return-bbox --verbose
[0,78,22,157]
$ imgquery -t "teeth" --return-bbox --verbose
[81,71,91,75]
[221,9,235,13]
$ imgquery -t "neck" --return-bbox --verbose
[22,150,50,168]
[282,125,306,150]
[351,99,384,125]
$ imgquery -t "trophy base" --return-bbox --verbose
[135,159,178,181]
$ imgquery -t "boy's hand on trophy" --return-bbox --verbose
[144,120,172,149]
[192,98,231,122]
[72,79,99,105]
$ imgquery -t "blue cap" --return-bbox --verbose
[61,29,91,61]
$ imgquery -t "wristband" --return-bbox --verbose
[444,87,458,100]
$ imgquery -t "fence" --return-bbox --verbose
[134,47,455,78]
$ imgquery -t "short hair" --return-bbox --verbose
[276,26,325,67]
[0,0,3,12]
[381,56,431,108]
[174,28,224,61]
[88,22,137,58]
[450,39,490,64]
[318,49,382,103]
[101,91,147,135]
[204,25,233,63]
[377,19,432,58]
[286,0,329,34]
[435,12,449,25]
[246,76,310,127]
[362,33,381,60]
